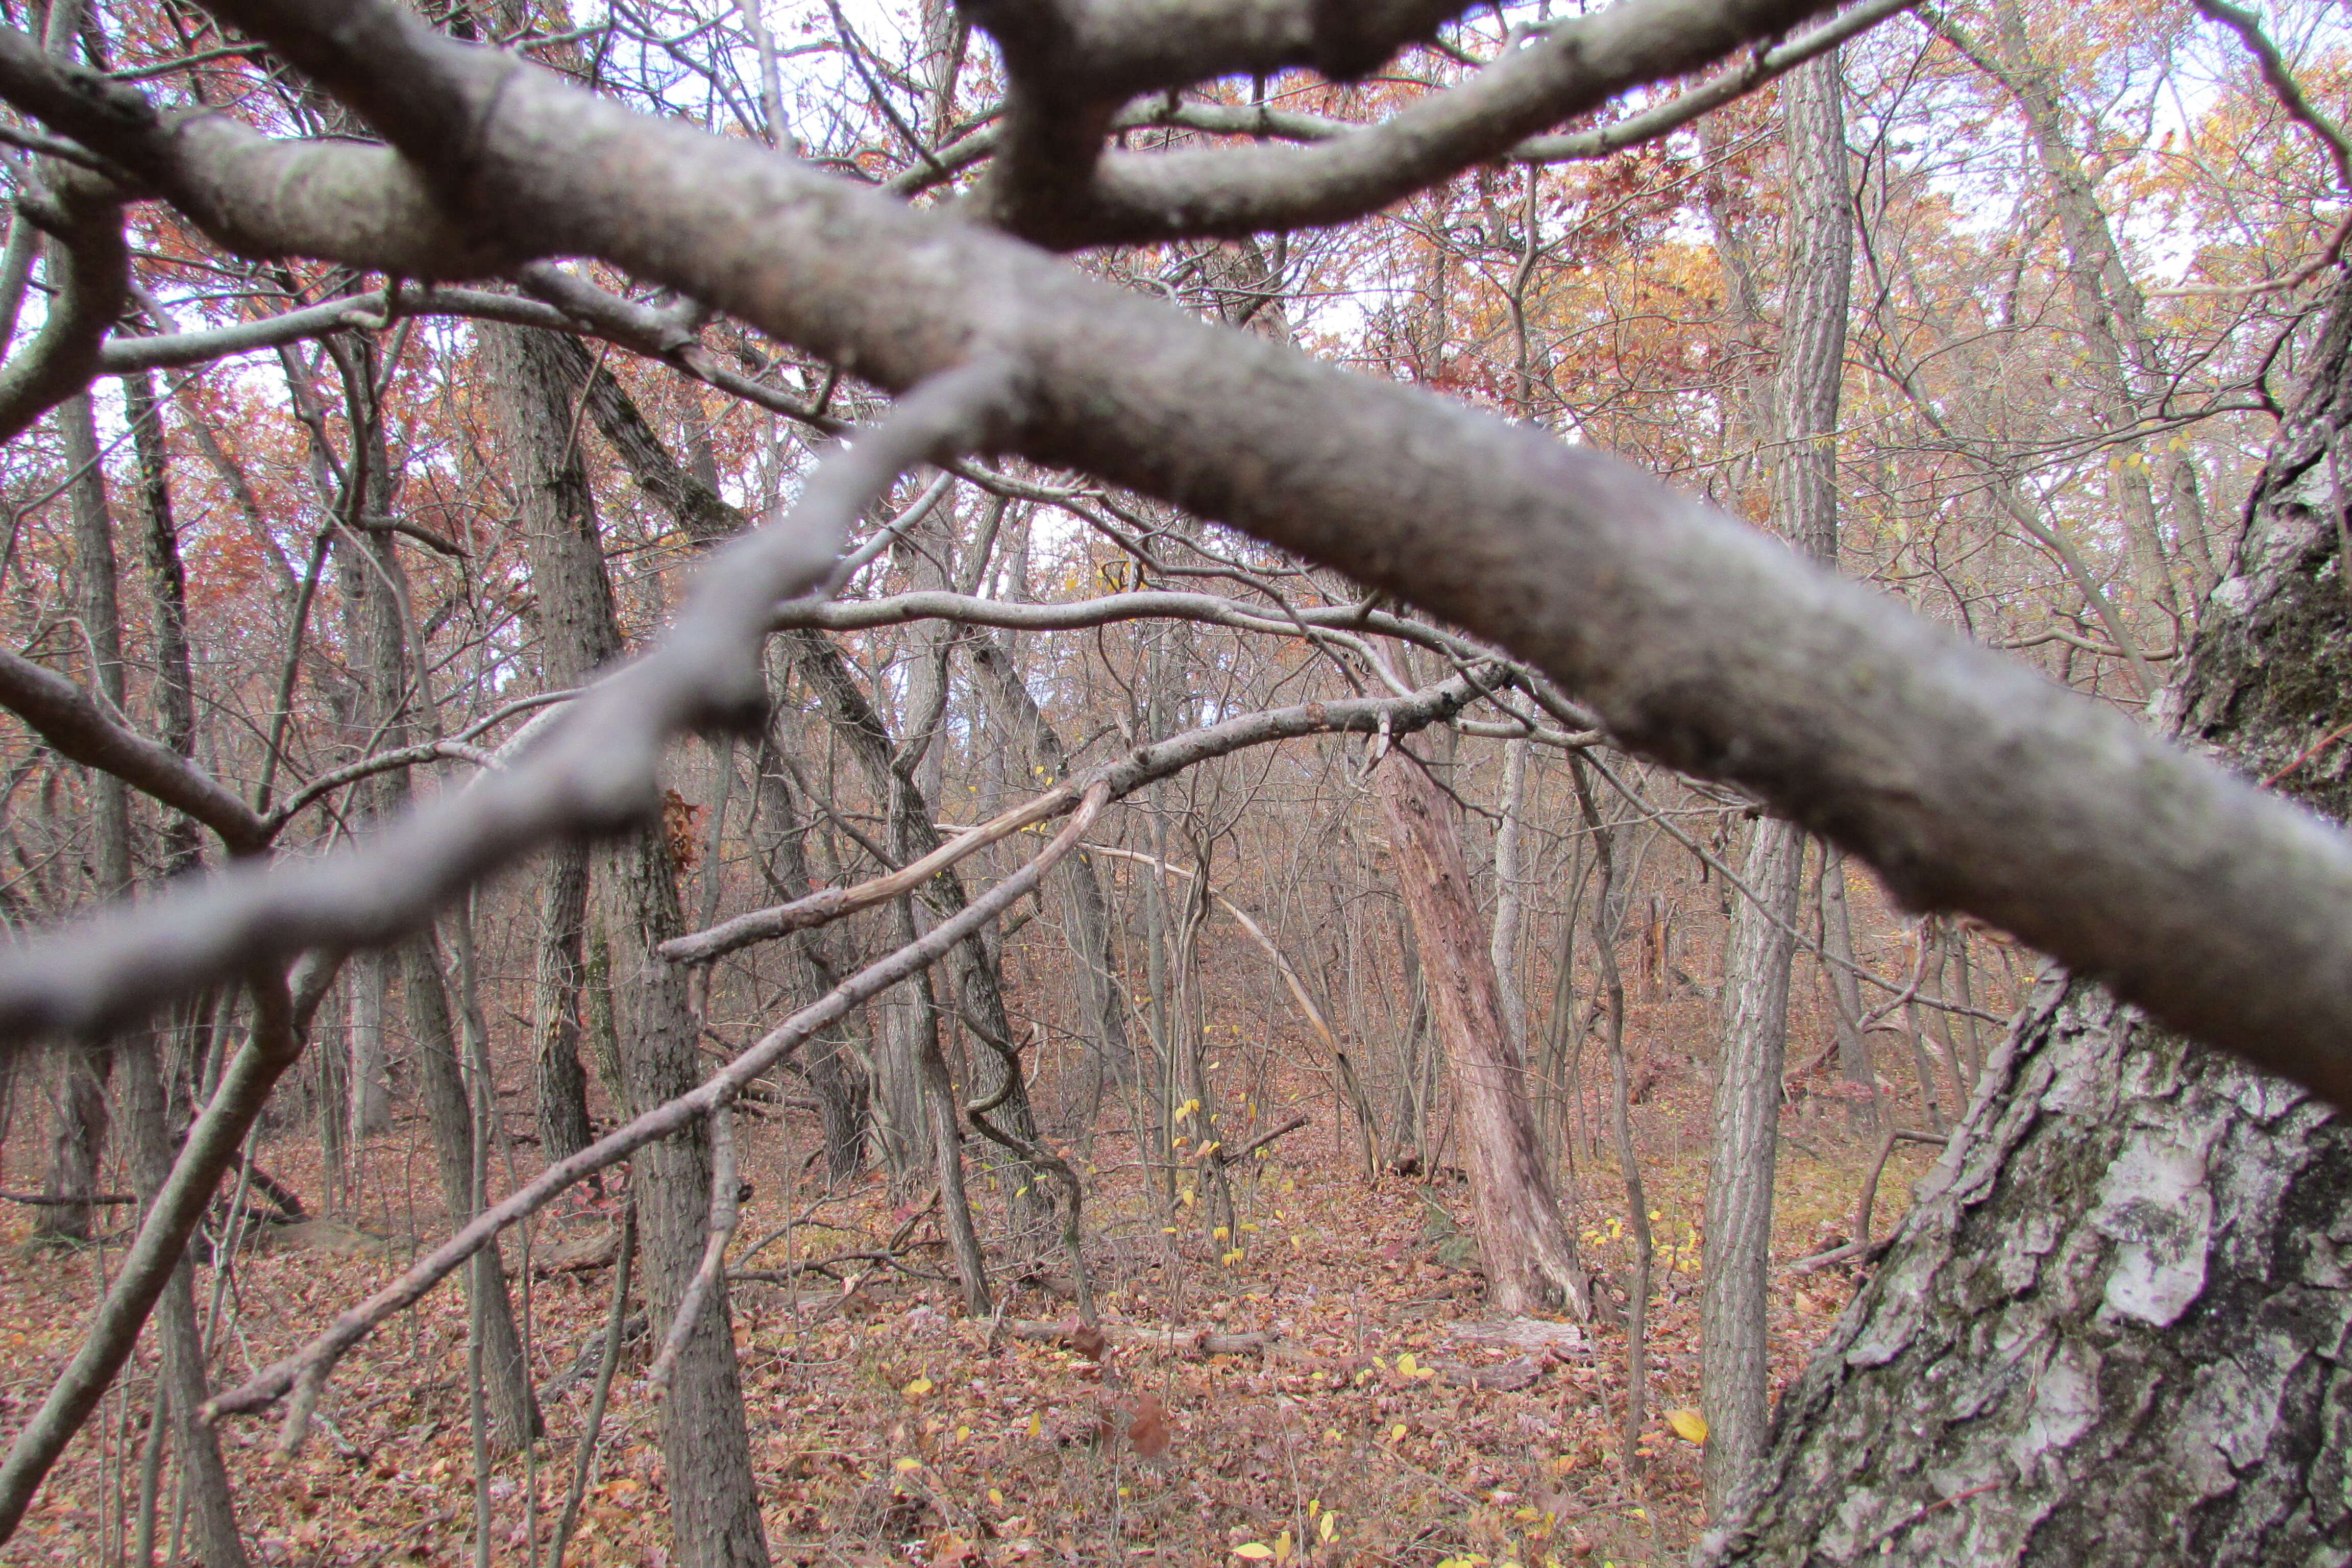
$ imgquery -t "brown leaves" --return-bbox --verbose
[1125,1393,1170,1460]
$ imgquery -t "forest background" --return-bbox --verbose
[0,0,2342,1563]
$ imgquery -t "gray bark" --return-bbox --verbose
[1700,269,2352,1568]
[36,393,119,1244]
[748,712,870,1181]
[120,1039,246,1568]
[1703,815,1805,1505]
[1701,47,1852,1512]
[969,631,1140,1102]
[481,321,769,1568]
[1816,845,1877,1129]
[1490,736,1531,1058]
[114,370,247,1565]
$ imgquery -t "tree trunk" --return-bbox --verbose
[534,845,596,1171]
[326,342,544,1451]
[1490,736,1532,1058]
[35,393,118,1244]
[1701,47,1852,1512]
[482,322,770,1568]
[1377,744,1589,1317]
[120,1037,247,1567]
[748,713,871,1181]
[1698,270,2352,1568]
[112,371,250,1566]
[1703,815,1804,1504]
[1817,846,1877,1130]
[970,632,1139,1104]
[401,933,542,1449]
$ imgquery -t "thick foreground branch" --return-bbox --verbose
[0,360,1015,1050]
[4,1,2352,1113]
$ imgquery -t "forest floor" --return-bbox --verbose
[0,1062,1944,1568]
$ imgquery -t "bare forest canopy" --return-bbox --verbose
[0,0,2342,1562]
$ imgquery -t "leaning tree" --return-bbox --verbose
[0,1,2343,1565]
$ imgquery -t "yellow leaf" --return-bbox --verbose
[1391,1423,1408,1441]
[1214,1226,1231,1242]
[1234,1545,1276,1560]
[1667,1409,1708,1444]
[1320,1513,1337,1542]
[902,1377,934,1400]
[1396,1353,1419,1378]
[894,1457,922,1472]
[956,1425,971,1441]
[1275,1530,1294,1564]
[1027,1413,1043,1438]
[989,1489,1004,1506]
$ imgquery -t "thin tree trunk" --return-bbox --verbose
[1490,736,1531,1058]
[111,372,248,1568]
[36,393,118,1244]
[402,933,542,1449]
[1817,846,1877,1130]
[483,322,769,1568]
[1572,757,1650,1473]
[1377,744,1589,1317]
[970,633,1138,1104]
[1701,48,1852,1514]
[1702,815,1803,1507]
[749,708,870,1182]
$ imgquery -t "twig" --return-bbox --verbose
[548,1203,631,1568]
[647,1107,739,1393]
[0,967,299,1543]
[204,784,1108,1437]
[0,357,1021,1052]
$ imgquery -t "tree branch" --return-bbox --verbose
[0,359,1018,1048]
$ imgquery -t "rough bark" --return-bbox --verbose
[481,321,769,1568]
[534,845,595,1170]
[1817,845,1877,1129]
[35,393,118,1244]
[1704,815,1805,1503]
[969,631,1139,1100]
[1377,744,1589,1318]
[1701,47,1851,1512]
[1699,270,2352,1568]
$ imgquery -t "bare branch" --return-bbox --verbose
[205,784,1108,1435]
[0,647,267,854]
[0,965,300,1544]
[967,0,1869,244]
[26,0,2352,1111]
[899,0,1916,203]
[663,670,1487,965]
[0,359,1018,1048]
[0,170,125,445]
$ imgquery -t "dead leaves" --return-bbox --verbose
[1125,1393,1170,1460]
